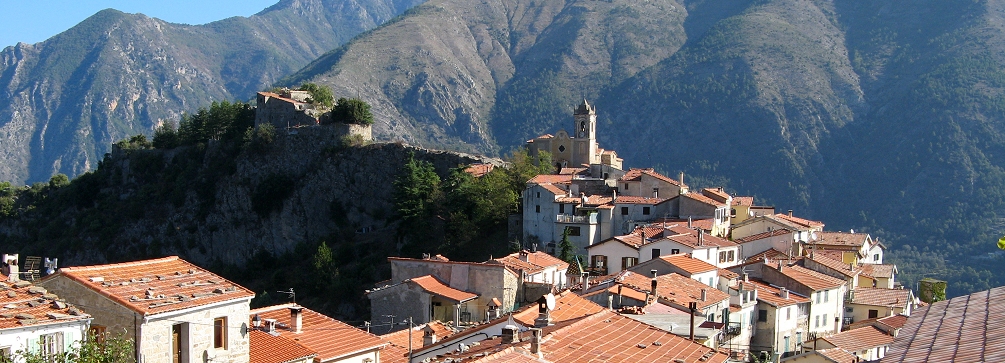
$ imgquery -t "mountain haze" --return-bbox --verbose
[0,0,424,184]
[287,0,1005,296]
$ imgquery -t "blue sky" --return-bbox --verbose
[0,0,280,48]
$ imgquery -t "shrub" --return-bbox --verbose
[331,98,374,125]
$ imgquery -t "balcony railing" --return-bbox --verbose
[556,213,598,224]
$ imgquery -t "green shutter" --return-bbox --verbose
[62,331,74,353]
[26,337,38,354]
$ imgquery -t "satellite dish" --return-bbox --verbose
[545,293,556,310]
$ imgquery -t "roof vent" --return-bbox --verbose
[779,288,789,299]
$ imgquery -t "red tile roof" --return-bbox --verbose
[849,287,911,308]
[815,347,858,363]
[380,321,456,363]
[656,254,717,275]
[591,233,648,249]
[858,264,896,279]
[768,262,845,291]
[747,279,809,307]
[618,168,685,187]
[49,256,254,315]
[701,188,730,203]
[527,174,573,185]
[877,314,909,329]
[655,218,715,231]
[806,255,859,278]
[251,304,386,361]
[746,248,791,262]
[613,272,729,310]
[249,329,317,363]
[464,164,495,177]
[488,251,567,276]
[774,213,825,229]
[733,229,792,244]
[718,269,739,279]
[662,226,737,248]
[821,325,895,352]
[0,280,91,330]
[815,232,870,248]
[732,196,754,206]
[408,275,479,303]
[558,167,588,175]
[539,184,567,196]
[258,92,307,105]
[513,291,605,326]
[681,192,726,207]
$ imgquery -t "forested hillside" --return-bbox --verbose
[284,0,1005,297]
[0,0,424,185]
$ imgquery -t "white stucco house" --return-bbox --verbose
[0,274,92,362]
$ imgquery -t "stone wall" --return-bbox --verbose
[367,283,430,333]
[38,276,139,342]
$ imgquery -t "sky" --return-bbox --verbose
[0,0,281,48]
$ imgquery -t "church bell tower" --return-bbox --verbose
[573,99,597,141]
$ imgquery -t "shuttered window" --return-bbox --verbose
[214,317,228,349]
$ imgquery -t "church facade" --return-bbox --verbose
[525,100,623,170]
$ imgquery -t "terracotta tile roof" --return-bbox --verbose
[539,184,567,196]
[656,254,717,275]
[618,168,685,187]
[718,269,739,279]
[527,174,573,185]
[701,188,731,203]
[0,280,91,330]
[558,167,587,175]
[680,192,726,207]
[258,92,307,105]
[249,329,317,363]
[661,226,737,248]
[380,321,456,363]
[733,229,792,244]
[590,233,648,249]
[488,251,567,276]
[747,279,809,307]
[815,347,858,363]
[49,256,254,315]
[849,287,911,308]
[858,264,896,279]
[464,164,495,177]
[732,196,754,206]
[534,310,727,363]
[746,248,791,262]
[616,272,729,310]
[408,275,479,303]
[614,196,667,205]
[806,255,859,278]
[524,251,568,270]
[774,213,824,229]
[808,249,851,262]
[815,232,869,248]
[883,285,1005,362]
[877,314,909,329]
[488,256,544,275]
[821,325,895,352]
[656,218,714,231]
[251,304,386,361]
[513,291,605,326]
[767,261,845,291]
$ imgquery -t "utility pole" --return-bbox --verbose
[407,317,414,362]
[689,302,698,341]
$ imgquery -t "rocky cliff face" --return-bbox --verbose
[0,0,426,185]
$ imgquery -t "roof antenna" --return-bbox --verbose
[277,288,296,305]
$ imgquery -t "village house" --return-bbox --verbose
[844,287,914,325]
[484,250,569,289]
[367,255,520,332]
[629,253,720,288]
[755,261,847,338]
[249,304,386,363]
[669,188,732,237]
[730,196,775,224]
[806,232,884,265]
[802,324,896,361]
[0,272,92,362]
[731,212,824,244]
[643,225,741,269]
[734,229,798,261]
[747,279,811,361]
[248,330,317,363]
[255,90,319,129]
[37,256,255,363]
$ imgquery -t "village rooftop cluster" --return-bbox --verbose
[1,101,1000,363]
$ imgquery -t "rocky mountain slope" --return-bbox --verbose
[0,0,424,185]
[286,0,1005,295]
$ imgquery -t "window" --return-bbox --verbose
[874,254,880,261]
[796,332,802,348]
[869,309,879,319]
[824,291,829,303]
[535,205,540,213]
[89,325,107,343]
[814,315,820,328]
[823,314,828,327]
[728,250,735,262]
[536,192,540,198]
[707,313,715,322]
[653,188,659,198]
[643,207,651,215]
[758,310,767,322]
[786,307,791,320]
[719,251,727,263]
[214,317,227,349]
[671,249,680,255]
[567,227,581,236]
[815,292,821,304]
[623,184,627,190]
[622,257,637,270]
[1,346,11,362]
[591,255,608,268]
[651,249,661,260]
[40,332,64,359]
[558,145,566,152]
[621,207,628,215]
[559,204,565,213]
[731,208,736,217]
[846,307,854,313]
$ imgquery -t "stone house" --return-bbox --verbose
[368,256,520,332]
[37,256,255,363]
[0,273,92,362]
[629,254,720,289]
[485,250,569,289]
[255,91,319,129]
[734,230,798,261]
[615,168,688,199]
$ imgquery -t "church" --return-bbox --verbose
[525,100,623,171]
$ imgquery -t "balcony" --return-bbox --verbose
[556,213,598,224]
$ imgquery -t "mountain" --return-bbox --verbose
[284,0,1005,296]
[0,0,424,185]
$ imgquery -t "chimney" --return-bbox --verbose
[581,192,587,206]
[264,319,278,333]
[700,288,707,302]
[777,262,784,272]
[423,325,438,346]
[788,210,793,217]
[519,251,530,262]
[582,274,590,291]
[501,325,520,344]
[289,306,303,334]
[688,217,693,229]
[530,328,543,354]
[651,269,658,278]
[680,171,685,185]
[698,230,704,246]
[743,273,750,283]
[651,279,658,298]
[2,254,19,282]
[530,243,537,253]
[779,287,789,299]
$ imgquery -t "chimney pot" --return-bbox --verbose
[289,306,303,334]
[700,288,707,302]
[530,328,543,354]
[651,279,658,297]
[743,273,749,283]
[779,288,789,299]
[788,210,793,217]
[501,325,520,344]
[651,269,658,278]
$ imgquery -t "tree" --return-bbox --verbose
[152,122,180,149]
[299,83,335,108]
[6,331,135,363]
[331,97,374,125]
[558,227,576,264]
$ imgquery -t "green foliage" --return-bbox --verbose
[299,83,335,108]
[48,174,69,189]
[503,149,554,195]
[251,173,295,217]
[5,331,134,363]
[152,122,181,149]
[175,101,255,146]
[249,124,276,152]
[115,134,152,150]
[331,98,374,125]
[999,235,1005,250]
[558,227,575,264]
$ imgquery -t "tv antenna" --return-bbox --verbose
[277,288,296,305]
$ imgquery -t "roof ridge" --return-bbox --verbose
[58,256,181,272]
